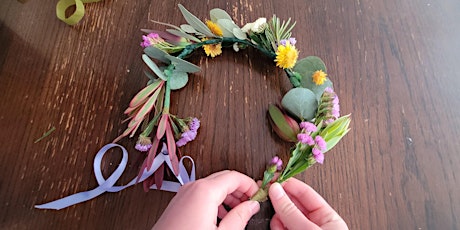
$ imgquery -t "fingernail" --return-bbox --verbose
[270,183,285,200]
[249,201,260,215]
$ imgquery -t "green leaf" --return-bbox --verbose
[144,46,170,63]
[210,8,233,21]
[178,4,214,37]
[281,88,318,121]
[169,71,189,90]
[301,76,333,101]
[293,56,327,74]
[217,19,237,37]
[166,29,202,43]
[180,24,197,33]
[142,54,167,81]
[165,55,201,73]
[268,105,297,142]
[293,57,331,100]
[233,27,247,40]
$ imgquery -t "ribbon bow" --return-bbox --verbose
[35,143,195,210]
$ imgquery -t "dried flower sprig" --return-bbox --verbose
[112,4,350,196]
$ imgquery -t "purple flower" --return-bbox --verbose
[299,122,317,133]
[176,118,200,147]
[189,118,200,131]
[314,152,324,164]
[270,156,283,171]
[297,133,314,145]
[141,33,164,48]
[314,136,327,151]
[280,38,297,46]
[312,147,322,156]
[289,37,297,45]
[135,136,152,152]
[319,87,341,124]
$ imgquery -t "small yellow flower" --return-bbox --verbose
[312,70,327,85]
[275,43,298,69]
[203,42,222,58]
[206,20,223,37]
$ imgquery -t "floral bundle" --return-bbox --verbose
[115,4,351,200]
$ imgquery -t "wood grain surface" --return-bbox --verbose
[1,0,460,229]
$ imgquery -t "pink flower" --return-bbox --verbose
[141,33,165,48]
[314,152,324,164]
[297,133,314,145]
[314,136,327,151]
[176,118,200,147]
[300,121,317,133]
[270,156,283,171]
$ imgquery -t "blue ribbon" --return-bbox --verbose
[35,143,195,210]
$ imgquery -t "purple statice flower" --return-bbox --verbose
[141,33,164,48]
[300,121,317,133]
[314,152,324,164]
[176,118,200,147]
[270,156,283,171]
[314,135,327,151]
[297,133,314,145]
[135,136,152,152]
[320,87,341,124]
[279,37,296,46]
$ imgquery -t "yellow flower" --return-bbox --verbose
[206,20,223,37]
[203,43,222,58]
[312,70,328,85]
[275,43,298,69]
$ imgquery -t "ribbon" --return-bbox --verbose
[35,143,195,210]
[56,0,102,25]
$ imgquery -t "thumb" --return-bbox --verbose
[218,200,260,230]
[269,183,319,230]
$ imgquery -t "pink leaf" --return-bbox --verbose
[146,137,160,170]
[143,176,155,192]
[154,164,165,189]
[166,123,179,175]
[136,160,148,184]
[156,114,168,140]
[129,80,163,108]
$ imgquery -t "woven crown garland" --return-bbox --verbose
[36,4,350,209]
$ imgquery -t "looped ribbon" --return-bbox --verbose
[35,143,195,210]
[56,0,102,25]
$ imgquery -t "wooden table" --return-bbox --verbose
[1,0,459,229]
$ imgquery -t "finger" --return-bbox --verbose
[270,213,286,230]
[269,183,320,230]
[218,204,228,219]
[282,178,343,226]
[205,170,259,205]
[218,201,260,230]
[205,170,230,180]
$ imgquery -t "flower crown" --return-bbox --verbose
[36,4,351,209]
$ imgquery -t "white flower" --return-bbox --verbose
[251,17,267,33]
[241,17,267,34]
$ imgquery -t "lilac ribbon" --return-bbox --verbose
[35,143,195,210]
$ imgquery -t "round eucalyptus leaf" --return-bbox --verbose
[281,88,318,121]
[169,71,189,90]
[300,75,333,102]
[293,56,327,74]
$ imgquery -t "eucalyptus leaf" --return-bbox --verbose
[210,8,233,21]
[169,71,189,90]
[144,46,170,63]
[166,29,201,43]
[281,88,318,121]
[178,4,214,37]
[217,19,237,37]
[180,24,197,33]
[165,55,201,73]
[300,76,333,101]
[293,56,327,75]
[142,54,167,81]
[233,27,247,40]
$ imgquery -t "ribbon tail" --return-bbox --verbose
[35,187,105,210]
